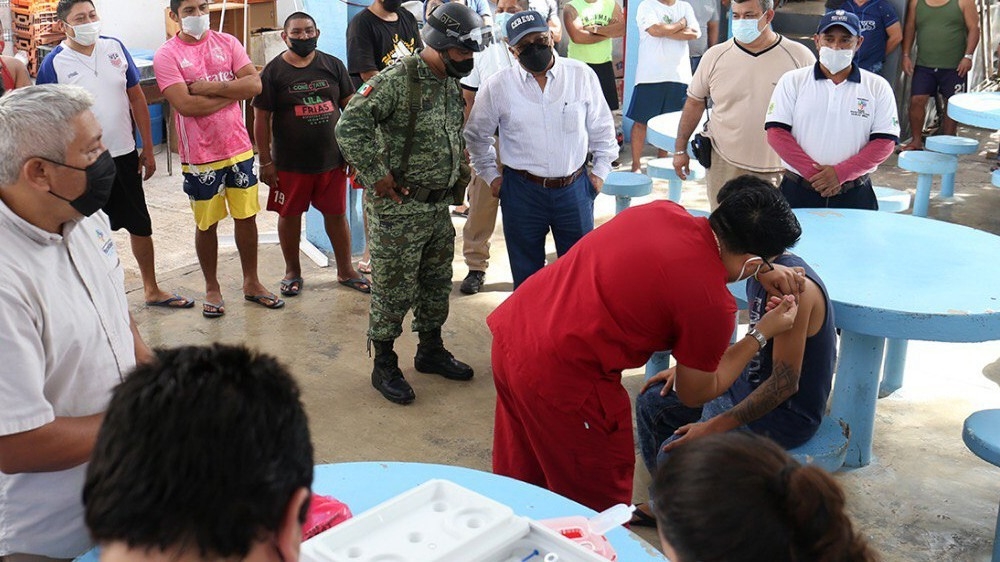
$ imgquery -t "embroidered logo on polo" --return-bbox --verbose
[108,52,123,68]
[850,97,870,118]
[95,227,114,256]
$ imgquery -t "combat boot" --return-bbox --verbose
[414,328,474,381]
[371,339,415,405]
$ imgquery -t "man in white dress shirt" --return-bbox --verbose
[458,0,527,295]
[465,10,617,288]
[0,84,150,562]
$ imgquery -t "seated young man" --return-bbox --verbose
[633,233,836,525]
[83,344,314,561]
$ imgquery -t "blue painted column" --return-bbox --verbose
[879,338,908,398]
[304,0,369,255]
[912,173,933,218]
[829,330,885,468]
[644,350,672,381]
[621,1,639,142]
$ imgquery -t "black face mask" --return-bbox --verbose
[517,42,553,73]
[382,0,402,12]
[42,150,116,217]
[441,51,475,78]
[288,37,317,58]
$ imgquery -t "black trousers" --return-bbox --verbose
[780,174,878,210]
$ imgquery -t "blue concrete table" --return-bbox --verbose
[786,209,1000,468]
[646,111,706,154]
[948,92,1000,130]
[310,462,666,560]
[77,462,667,561]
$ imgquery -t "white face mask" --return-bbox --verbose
[70,21,101,46]
[819,46,855,74]
[731,14,764,44]
[181,14,211,40]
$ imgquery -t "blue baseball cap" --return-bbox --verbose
[816,9,861,36]
[506,10,549,46]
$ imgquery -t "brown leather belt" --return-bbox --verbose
[509,166,585,188]
[783,170,870,193]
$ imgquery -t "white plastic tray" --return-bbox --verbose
[301,479,608,562]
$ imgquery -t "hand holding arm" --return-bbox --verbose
[188,63,262,100]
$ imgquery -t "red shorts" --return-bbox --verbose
[267,168,348,217]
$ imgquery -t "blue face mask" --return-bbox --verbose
[731,14,764,44]
[494,12,513,39]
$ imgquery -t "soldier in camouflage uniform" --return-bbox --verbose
[336,2,492,404]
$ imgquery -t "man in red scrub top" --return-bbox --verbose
[488,175,806,512]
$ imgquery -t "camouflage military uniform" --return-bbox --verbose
[336,54,467,341]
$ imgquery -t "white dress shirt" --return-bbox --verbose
[464,54,618,186]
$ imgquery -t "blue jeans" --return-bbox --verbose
[499,168,596,288]
[635,382,745,472]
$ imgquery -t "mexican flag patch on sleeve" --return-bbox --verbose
[359,83,374,97]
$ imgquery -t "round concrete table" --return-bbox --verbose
[309,462,667,560]
[76,462,668,561]
[785,209,1000,467]
[646,110,707,153]
[948,92,1000,130]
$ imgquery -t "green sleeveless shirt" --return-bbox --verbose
[567,0,616,64]
[915,0,968,69]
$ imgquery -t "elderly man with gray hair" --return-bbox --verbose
[0,84,150,562]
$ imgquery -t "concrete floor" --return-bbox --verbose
[119,124,1000,561]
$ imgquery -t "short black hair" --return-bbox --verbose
[84,344,314,558]
[710,175,801,259]
[169,0,203,15]
[284,11,317,31]
[56,0,95,21]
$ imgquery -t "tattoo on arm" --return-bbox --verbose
[728,361,799,426]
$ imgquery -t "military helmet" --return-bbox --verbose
[422,3,492,52]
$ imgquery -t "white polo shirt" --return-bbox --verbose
[765,63,900,176]
[36,37,142,158]
[0,202,135,558]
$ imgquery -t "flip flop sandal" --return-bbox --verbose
[339,277,372,294]
[202,301,225,318]
[280,277,304,297]
[244,294,285,309]
[357,259,372,275]
[628,503,658,528]
[146,294,195,309]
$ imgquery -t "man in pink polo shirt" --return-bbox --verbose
[154,0,283,318]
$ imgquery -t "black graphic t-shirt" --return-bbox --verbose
[253,51,354,174]
[346,8,423,90]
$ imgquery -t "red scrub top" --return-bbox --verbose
[487,200,737,412]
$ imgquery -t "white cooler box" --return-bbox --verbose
[300,479,610,562]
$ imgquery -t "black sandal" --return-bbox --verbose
[628,503,658,528]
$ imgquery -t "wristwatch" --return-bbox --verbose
[747,327,767,350]
[964,53,974,60]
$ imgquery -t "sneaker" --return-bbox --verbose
[460,270,486,295]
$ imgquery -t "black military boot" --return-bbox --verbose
[414,328,474,381]
[371,339,415,405]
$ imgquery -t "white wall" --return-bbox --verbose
[94,0,302,53]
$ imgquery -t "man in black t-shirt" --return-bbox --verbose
[252,12,371,297]
[346,0,424,90]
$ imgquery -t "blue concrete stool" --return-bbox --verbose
[602,171,652,215]
[788,416,851,473]
[925,135,979,198]
[897,151,959,218]
[646,158,706,203]
[992,169,1000,188]
[962,409,1000,561]
[873,186,911,213]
